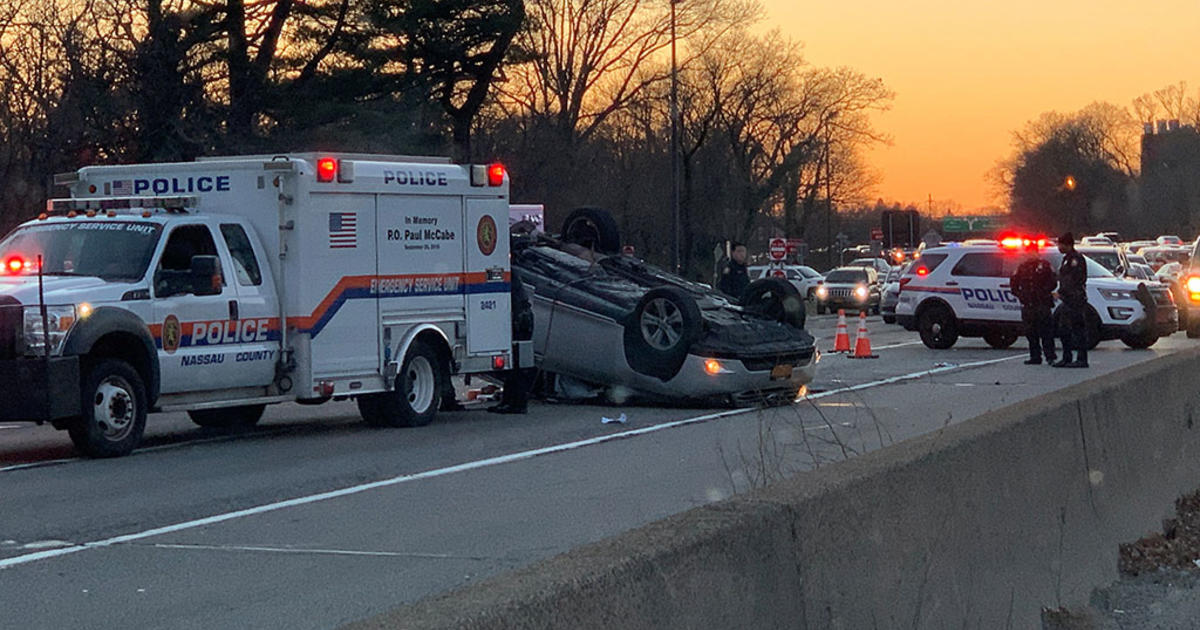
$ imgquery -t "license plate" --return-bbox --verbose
[770,364,794,380]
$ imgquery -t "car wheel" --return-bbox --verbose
[883,315,896,325]
[1121,331,1158,349]
[624,287,703,381]
[816,303,826,315]
[983,331,1018,349]
[358,340,444,427]
[917,304,959,349]
[68,359,148,458]
[188,404,266,428]
[561,207,621,255]
[741,278,805,329]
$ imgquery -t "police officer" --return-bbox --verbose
[718,241,750,298]
[1009,239,1057,365]
[490,270,535,414]
[1054,233,1089,368]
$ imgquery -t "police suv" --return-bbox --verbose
[0,153,525,456]
[894,240,1177,350]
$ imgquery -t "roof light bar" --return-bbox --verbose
[46,196,199,213]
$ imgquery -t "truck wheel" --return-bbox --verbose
[983,331,1018,349]
[188,405,266,428]
[741,278,805,329]
[68,359,147,458]
[359,340,444,427]
[624,287,702,381]
[561,207,621,255]
[917,304,958,349]
[1121,331,1158,349]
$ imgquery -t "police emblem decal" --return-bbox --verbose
[477,215,498,256]
[163,315,182,354]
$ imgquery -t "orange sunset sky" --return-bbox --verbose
[759,0,1200,212]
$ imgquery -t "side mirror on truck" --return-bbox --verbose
[189,255,222,296]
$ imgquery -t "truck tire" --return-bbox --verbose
[68,359,148,458]
[741,278,805,329]
[359,340,444,427]
[561,207,621,255]
[188,405,266,428]
[983,331,1018,349]
[917,304,958,349]
[623,287,702,381]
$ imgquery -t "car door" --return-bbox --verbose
[151,222,251,393]
[948,253,1020,322]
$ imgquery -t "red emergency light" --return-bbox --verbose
[487,163,505,187]
[4,256,26,274]
[316,157,338,182]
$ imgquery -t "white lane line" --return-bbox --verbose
[0,354,1020,571]
[868,340,923,351]
[151,543,483,560]
[0,424,23,430]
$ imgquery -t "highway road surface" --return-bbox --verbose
[1,313,1192,628]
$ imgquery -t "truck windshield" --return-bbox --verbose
[0,221,162,281]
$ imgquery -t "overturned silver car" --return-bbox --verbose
[512,208,817,406]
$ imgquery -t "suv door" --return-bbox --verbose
[948,253,1021,322]
[151,222,256,393]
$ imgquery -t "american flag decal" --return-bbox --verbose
[328,212,357,249]
[112,180,132,195]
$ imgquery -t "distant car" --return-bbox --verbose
[1080,236,1115,246]
[1075,245,1129,277]
[848,257,894,275]
[513,209,816,406]
[1127,253,1150,268]
[748,264,823,298]
[1143,247,1190,272]
[1128,262,1157,282]
[880,263,910,324]
[1158,235,1184,246]
[1096,231,1121,243]
[1126,240,1158,254]
[814,266,882,315]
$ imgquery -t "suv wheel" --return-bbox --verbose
[983,331,1018,349]
[918,304,959,349]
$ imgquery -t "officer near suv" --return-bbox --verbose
[1055,233,1089,368]
[1010,240,1057,365]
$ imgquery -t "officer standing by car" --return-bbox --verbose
[1010,240,1057,365]
[1055,233,1090,368]
[718,241,750,298]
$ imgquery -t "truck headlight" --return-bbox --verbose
[23,305,77,356]
[1099,289,1134,301]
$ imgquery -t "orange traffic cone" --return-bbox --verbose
[832,309,851,353]
[849,311,878,359]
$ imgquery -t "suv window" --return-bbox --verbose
[825,269,868,283]
[220,224,263,286]
[913,253,948,273]
[950,253,1003,277]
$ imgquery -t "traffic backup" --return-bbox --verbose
[0,153,525,456]
[894,238,1177,350]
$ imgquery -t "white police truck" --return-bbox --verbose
[0,153,526,456]
[894,240,1177,350]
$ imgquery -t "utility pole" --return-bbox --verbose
[670,0,681,273]
[825,112,836,267]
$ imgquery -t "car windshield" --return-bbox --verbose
[1044,252,1113,278]
[826,269,868,283]
[0,220,163,281]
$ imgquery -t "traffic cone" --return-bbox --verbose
[849,311,878,359]
[832,309,851,353]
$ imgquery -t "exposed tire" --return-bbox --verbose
[358,340,445,427]
[68,359,148,458]
[917,304,959,349]
[983,331,1018,349]
[188,404,266,428]
[1121,331,1158,349]
[741,278,805,330]
[561,207,621,255]
[623,287,703,381]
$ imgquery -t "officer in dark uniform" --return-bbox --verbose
[718,241,750,298]
[1010,239,1058,365]
[1054,233,1090,368]
[490,270,536,414]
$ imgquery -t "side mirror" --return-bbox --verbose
[189,255,222,296]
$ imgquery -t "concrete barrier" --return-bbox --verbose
[347,348,1200,629]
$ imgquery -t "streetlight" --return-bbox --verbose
[1064,174,1077,191]
[670,0,680,272]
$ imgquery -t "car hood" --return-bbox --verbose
[0,275,138,305]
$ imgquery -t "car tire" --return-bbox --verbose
[561,207,621,255]
[358,340,444,427]
[741,278,805,329]
[68,359,148,458]
[1085,307,1102,350]
[624,287,703,381]
[188,404,266,428]
[1121,331,1158,349]
[816,303,826,315]
[917,304,959,349]
[883,315,896,325]
[983,331,1018,349]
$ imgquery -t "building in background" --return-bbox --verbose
[1140,120,1200,236]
